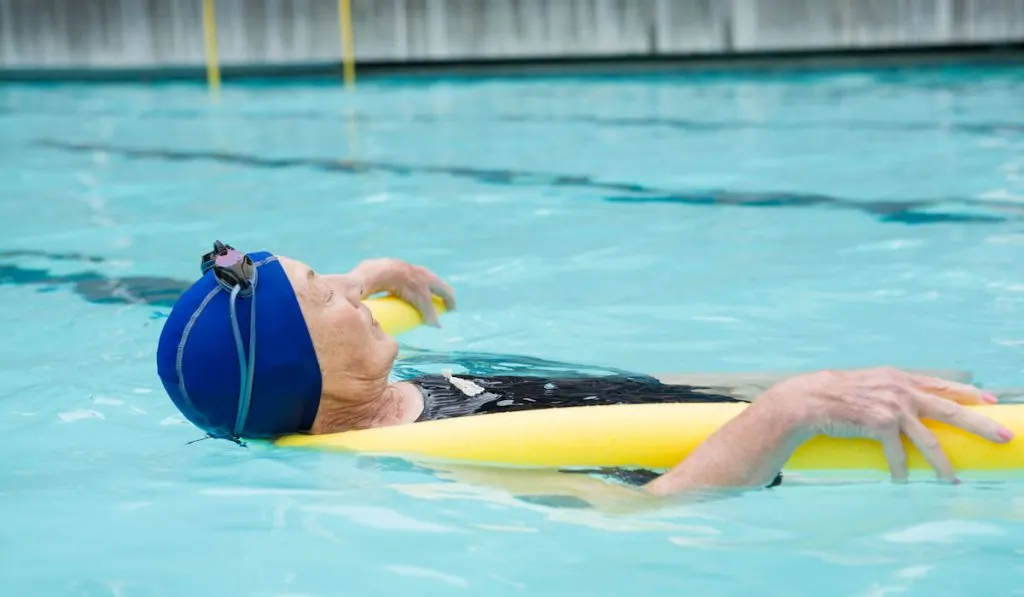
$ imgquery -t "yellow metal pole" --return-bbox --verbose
[202,0,221,98]
[339,0,356,89]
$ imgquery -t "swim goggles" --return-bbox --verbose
[200,240,258,442]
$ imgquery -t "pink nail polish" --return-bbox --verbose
[998,428,1015,442]
[982,392,998,404]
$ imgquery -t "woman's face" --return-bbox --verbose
[278,256,398,413]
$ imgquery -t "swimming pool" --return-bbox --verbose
[2,65,1024,595]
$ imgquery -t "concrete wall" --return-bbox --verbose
[1,0,1023,71]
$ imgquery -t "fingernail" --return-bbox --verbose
[982,392,999,404]
[998,427,1015,442]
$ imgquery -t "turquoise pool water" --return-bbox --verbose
[2,66,1024,595]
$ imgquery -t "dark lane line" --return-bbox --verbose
[6,105,1023,137]
[602,195,1011,224]
[34,139,1019,225]
[502,114,1024,136]
[0,262,188,308]
[0,249,107,263]
[0,250,171,309]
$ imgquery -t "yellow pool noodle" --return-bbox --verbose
[364,294,447,335]
[274,401,1024,472]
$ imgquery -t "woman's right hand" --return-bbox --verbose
[759,367,1015,482]
[347,258,456,327]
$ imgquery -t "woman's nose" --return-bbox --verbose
[323,274,365,307]
[345,284,362,307]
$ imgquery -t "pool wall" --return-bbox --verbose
[1,0,1023,80]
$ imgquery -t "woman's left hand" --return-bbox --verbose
[351,258,457,327]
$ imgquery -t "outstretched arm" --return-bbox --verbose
[643,368,1011,496]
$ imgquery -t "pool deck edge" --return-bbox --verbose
[1,43,1023,84]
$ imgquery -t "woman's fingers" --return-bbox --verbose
[914,392,1013,444]
[890,390,1012,482]
[390,265,456,326]
[901,415,957,482]
[407,265,456,312]
[402,288,441,327]
[879,429,909,482]
[428,276,457,312]
[906,373,997,405]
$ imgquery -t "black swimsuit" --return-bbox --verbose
[407,373,783,489]
[412,373,744,422]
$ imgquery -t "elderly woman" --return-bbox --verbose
[156,243,1013,494]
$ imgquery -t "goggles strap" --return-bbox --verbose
[201,241,259,440]
[233,265,258,437]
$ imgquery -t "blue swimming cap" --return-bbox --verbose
[156,249,322,439]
